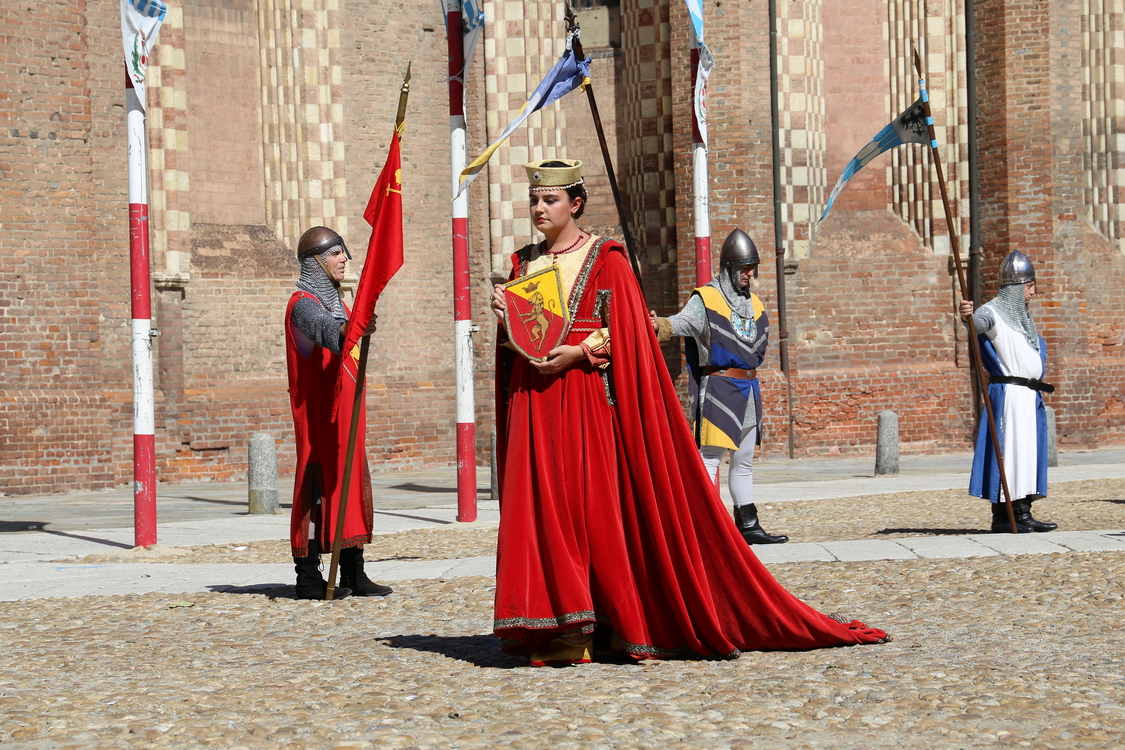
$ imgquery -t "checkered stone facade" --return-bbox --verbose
[1083,0,1125,253]
[256,0,348,250]
[777,0,826,261]
[480,0,573,273]
[147,5,192,277]
[886,0,969,256]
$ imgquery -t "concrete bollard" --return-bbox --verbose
[875,410,899,476]
[248,432,280,514]
[1046,404,1058,468]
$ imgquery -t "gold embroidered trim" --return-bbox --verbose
[495,610,742,660]
[494,611,596,631]
[567,237,607,318]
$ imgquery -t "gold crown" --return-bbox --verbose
[524,159,583,190]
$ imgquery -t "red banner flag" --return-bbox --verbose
[341,130,404,385]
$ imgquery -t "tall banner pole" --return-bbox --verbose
[768,0,795,458]
[689,30,711,286]
[447,0,478,522]
[327,70,412,599]
[120,0,167,548]
[565,7,643,288]
[912,49,1018,532]
[126,76,156,548]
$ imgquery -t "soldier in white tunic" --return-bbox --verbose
[959,250,1057,533]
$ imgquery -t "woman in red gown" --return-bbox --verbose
[490,159,888,666]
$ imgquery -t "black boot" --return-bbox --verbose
[733,504,788,545]
[339,547,393,597]
[1019,497,1058,532]
[990,502,1032,534]
[293,539,351,600]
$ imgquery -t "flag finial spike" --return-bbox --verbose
[911,45,923,78]
[395,62,412,133]
[564,3,578,35]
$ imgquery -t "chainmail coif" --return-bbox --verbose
[716,269,757,321]
[296,246,347,322]
[984,284,1039,350]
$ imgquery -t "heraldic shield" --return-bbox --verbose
[504,265,570,362]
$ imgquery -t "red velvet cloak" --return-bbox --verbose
[285,291,374,557]
[493,240,886,658]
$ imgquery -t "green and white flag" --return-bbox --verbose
[120,0,167,112]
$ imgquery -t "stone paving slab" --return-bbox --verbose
[4,531,1125,601]
[966,532,1072,555]
[751,542,838,563]
[818,540,917,561]
[0,555,499,601]
[0,505,501,564]
[894,536,1000,559]
[1043,529,1125,551]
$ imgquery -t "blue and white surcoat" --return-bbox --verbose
[968,314,1049,502]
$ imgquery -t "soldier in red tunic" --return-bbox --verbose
[284,226,392,600]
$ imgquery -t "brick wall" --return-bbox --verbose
[2,0,1123,496]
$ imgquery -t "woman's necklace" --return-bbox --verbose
[543,230,588,256]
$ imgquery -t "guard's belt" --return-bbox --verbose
[989,375,1055,393]
[704,367,757,380]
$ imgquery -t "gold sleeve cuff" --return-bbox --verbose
[581,328,611,368]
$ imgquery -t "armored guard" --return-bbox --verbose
[284,226,393,598]
[654,229,788,545]
[960,250,1057,533]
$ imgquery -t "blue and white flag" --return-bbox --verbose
[818,97,931,223]
[442,0,486,76]
[456,33,591,198]
[120,0,167,112]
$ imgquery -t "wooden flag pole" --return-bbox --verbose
[325,335,372,600]
[912,48,1018,533]
[325,69,412,600]
[564,5,644,291]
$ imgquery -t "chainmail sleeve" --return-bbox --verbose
[971,306,996,336]
[291,296,344,354]
[667,293,709,341]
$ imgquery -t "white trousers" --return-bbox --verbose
[699,427,757,508]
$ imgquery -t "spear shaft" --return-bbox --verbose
[912,49,1018,533]
[326,67,413,600]
[565,5,644,291]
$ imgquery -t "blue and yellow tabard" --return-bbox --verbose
[685,285,769,449]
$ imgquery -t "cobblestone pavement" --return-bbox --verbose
[69,477,1125,565]
[3,551,1124,749]
[4,468,1125,748]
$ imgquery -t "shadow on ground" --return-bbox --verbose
[379,634,524,669]
[0,521,48,533]
[208,583,295,598]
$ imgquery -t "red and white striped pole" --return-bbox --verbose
[126,74,157,547]
[690,30,711,286]
[447,1,478,522]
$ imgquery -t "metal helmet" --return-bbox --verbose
[719,228,760,289]
[998,250,1035,287]
[297,226,351,261]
